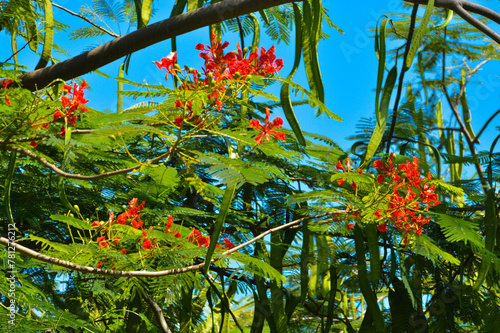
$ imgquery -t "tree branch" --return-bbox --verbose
[0,212,337,277]
[386,4,419,153]
[0,145,172,180]
[474,108,500,143]
[405,0,500,44]
[143,291,172,333]
[51,2,120,38]
[18,0,296,91]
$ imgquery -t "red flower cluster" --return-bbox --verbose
[29,80,89,148]
[249,107,286,144]
[92,198,154,251]
[335,156,363,190]
[92,198,237,268]
[373,154,441,243]
[164,215,182,239]
[54,81,89,137]
[1,79,14,105]
[196,32,284,80]
[155,31,283,126]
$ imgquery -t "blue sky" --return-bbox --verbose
[1,0,500,153]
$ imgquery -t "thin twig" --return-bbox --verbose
[405,0,500,44]
[51,2,120,38]
[474,108,500,143]
[143,291,172,333]
[0,145,171,180]
[0,212,337,277]
[386,4,419,153]
[3,36,36,64]
[425,127,463,133]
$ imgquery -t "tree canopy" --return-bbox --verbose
[0,0,499,332]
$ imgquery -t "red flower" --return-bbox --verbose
[250,108,285,144]
[2,79,13,105]
[175,112,204,128]
[96,236,109,248]
[96,260,104,268]
[377,223,388,232]
[142,238,153,249]
[347,223,355,231]
[131,218,143,229]
[56,80,89,136]
[116,213,126,225]
[29,141,38,148]
[91,221,101,229]
[154,52,179,80]
[373,153,400,183]
[166,215,173,232]
[335,157,359,190]
[223,238,235,250]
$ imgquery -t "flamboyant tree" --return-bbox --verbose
[1,0,499,332]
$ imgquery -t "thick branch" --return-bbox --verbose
[405,0,500,44]
[19,0,295,91]
[0,212,337,277]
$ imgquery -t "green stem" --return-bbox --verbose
[3,152,17,225]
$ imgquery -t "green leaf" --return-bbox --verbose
[204,140,237,274]
[279,77,342,120]
[375,17,391,124]
[51,214,94,231]
[414,234,460,265]
[204,182,236,274]
[389,277,416,333]
[302,0,324,103]
[280,2,305,145]
[474,189,497,290]
[362,65,397,167]
[330,172,374,185]
[141,0,154,26]
[35,0,54,70]
[249,13,260,48]
[144,166,179,189]
[433,213,484,250]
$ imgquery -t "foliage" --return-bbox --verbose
[0,1,499,333]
